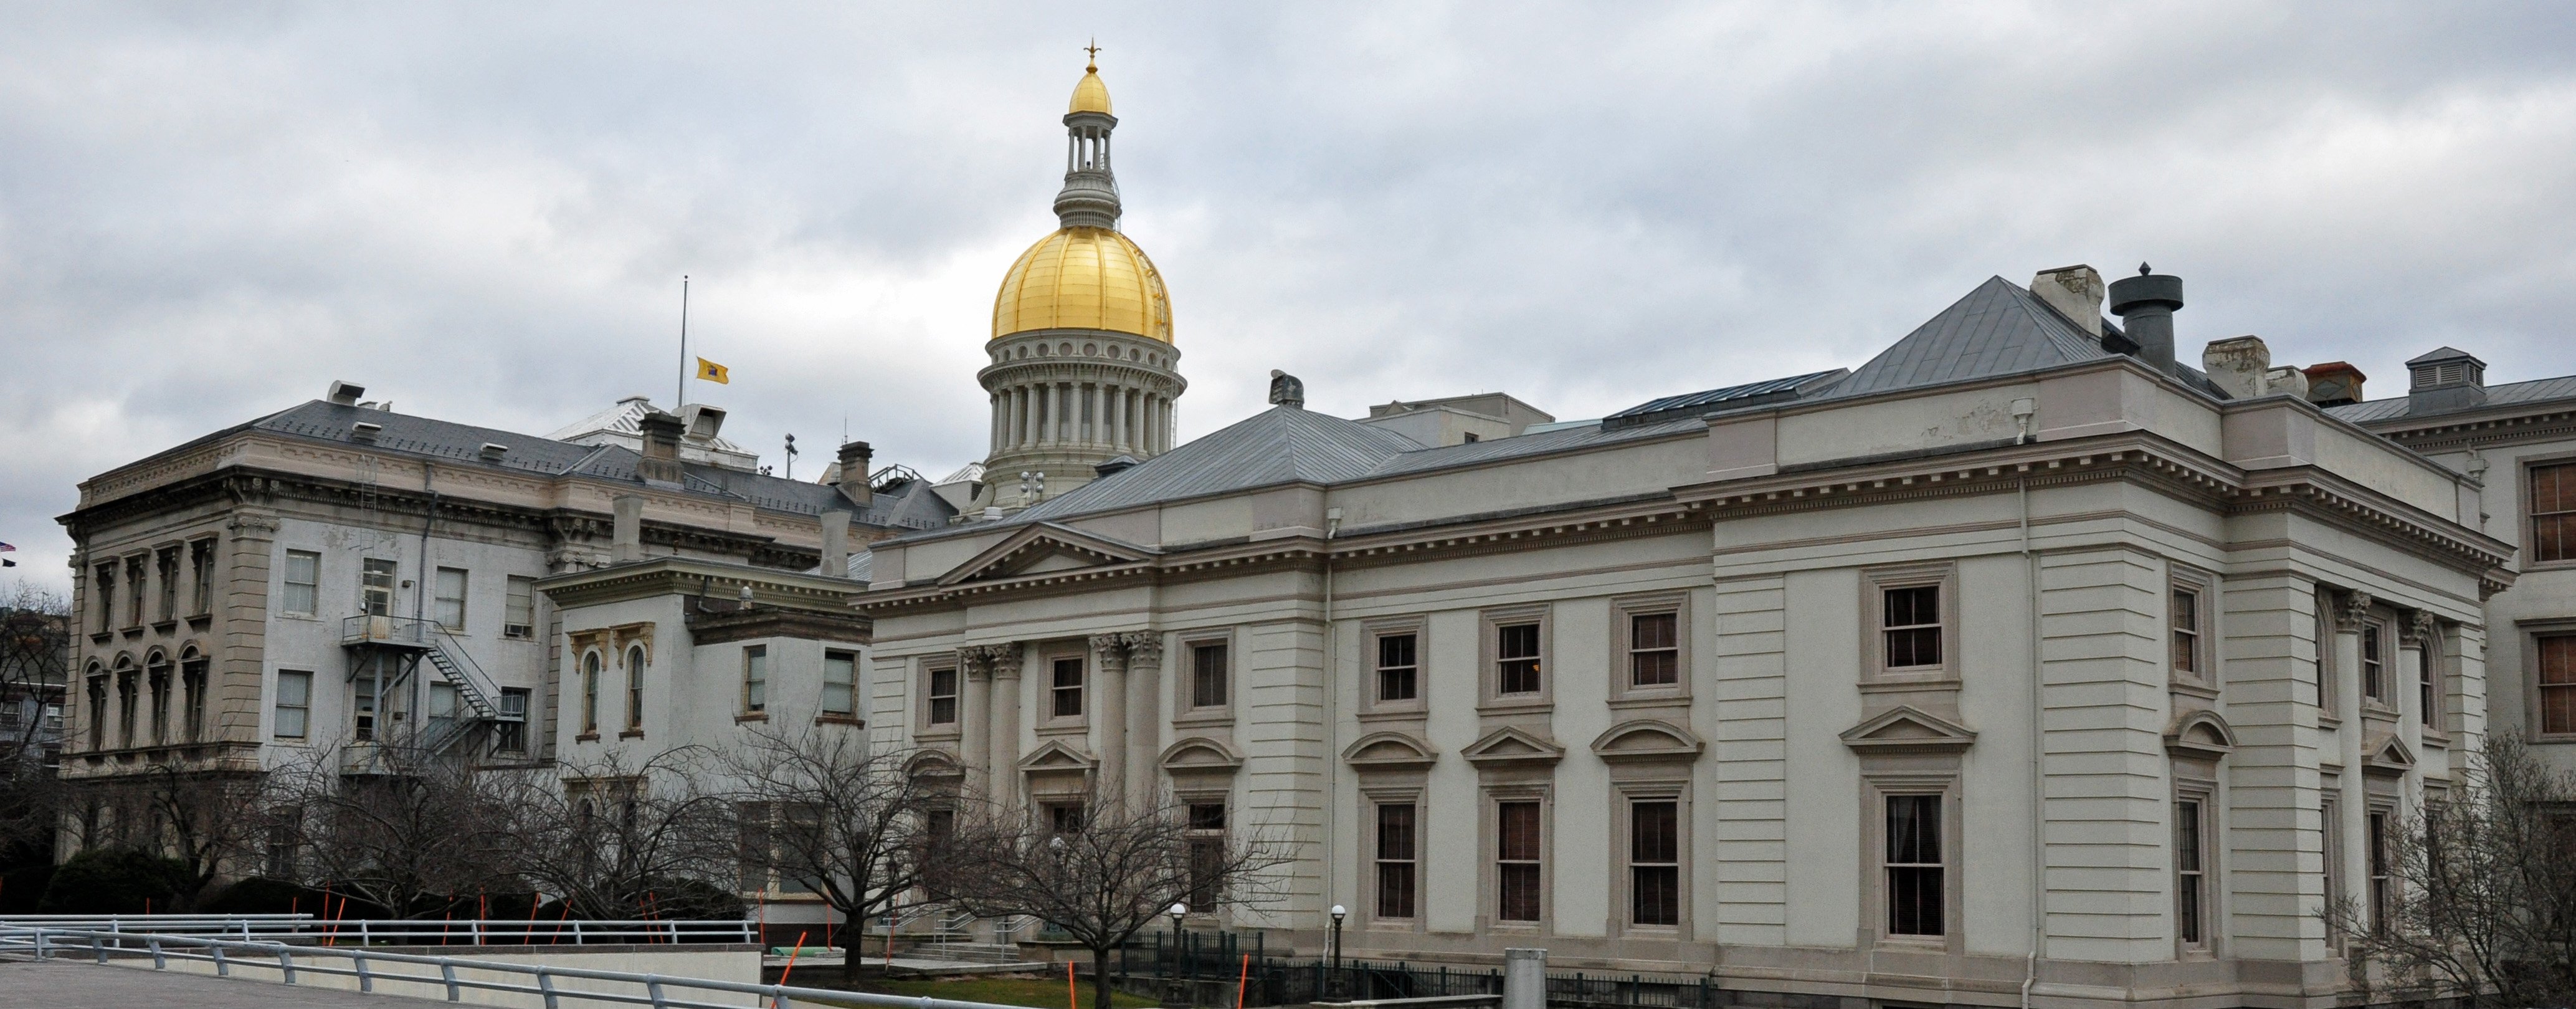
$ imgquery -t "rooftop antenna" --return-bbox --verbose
[675,275,691,409]
[784,433,799,481]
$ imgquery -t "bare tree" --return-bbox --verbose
[726,727,946,982]
[269,737,517,917]
[127,763,273,900]
[497,747,736,921]
[0,580,69,864]
[2324,732,2576,1009]
[948,792,1290,1009]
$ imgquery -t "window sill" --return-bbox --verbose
[916,727,962,741]
[1607,693,1691,710]
[151,620,178,634]
[1356,707,1427,724]
[575,732,599,742]
[815,715,863,727]
[1860,674,1958,694]
[1476,697,1552,717]
[618,729,644,740]
[120,628,145,639]
[89,632,113,644]
[736,712,768,724]
[1034,722,1089,737]
[187,615,213,631]
[277,613,320,622]
[2169,679,2221,701]
[1172,710,1233,729]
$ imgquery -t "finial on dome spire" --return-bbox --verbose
[1085,38,1101,73]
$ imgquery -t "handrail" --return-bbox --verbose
[0,924,1015,1009]
[0,916,755,947]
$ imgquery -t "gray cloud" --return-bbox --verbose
[5,1,2572,589]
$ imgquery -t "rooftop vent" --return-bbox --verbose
[2107,264,2184,373]
[478,442,510,461]
[350,421,383,442]
[2303,362,2365,408]
[327,380,367,406]
[2406,347,2487,414]
[1095,454,1141,477]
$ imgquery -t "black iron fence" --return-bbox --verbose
[1118,940,1716,1009]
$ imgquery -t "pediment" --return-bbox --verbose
[1159,737,1245,773]
[1461,726,1566,768]
[1839,705,1977,755]
[938,522,1157,588]
[1589,720,1705,765]
[2364,732,2417,777]
[1341,731,1439,771]
[904,749,964,780]
[2164,710,2238,762]
[1016,739,1098,773]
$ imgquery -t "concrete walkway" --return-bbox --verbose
[0,959,455,1008]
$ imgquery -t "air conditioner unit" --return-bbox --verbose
[504,623,534,639]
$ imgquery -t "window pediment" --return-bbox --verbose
[2363,732,2417,777]
[904,750,963,781]
[2163,709,2238,761]
[1461,725,1565,768]
[1342,730,1438,770]
[1016,739,1098,772]
[1839,705,1977,755]
[1159,737,1245,773]
[938,523,1157,587]
[1588,719,1704,764]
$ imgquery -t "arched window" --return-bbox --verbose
[83,662,106,750]
[145,649,171,746]
[112,655,138,748]
[179,646,208,744]
[581,651,601,734]
[624,645,645,732]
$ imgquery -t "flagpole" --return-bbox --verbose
[676,275,690,409]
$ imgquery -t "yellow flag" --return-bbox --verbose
[696,358,730,384]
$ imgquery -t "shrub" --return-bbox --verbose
[197,876,326,916]
[36,849,193,914]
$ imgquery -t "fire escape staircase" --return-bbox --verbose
[340,616,511,758]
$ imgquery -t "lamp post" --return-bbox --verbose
[1168,902,1188,973]
[1328,904,1347,997]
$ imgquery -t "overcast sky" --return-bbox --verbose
[5,2,2574,592]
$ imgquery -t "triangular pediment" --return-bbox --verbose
[1016,739,1098,772]
[1159,737,1245,772]
[1461,726,1566,768]
[1589,720,1705,765]
[2364,732,2417,777]
[938,522,1157,587]
[2164,710,2238,762]
[1840,705,1977,755]
[1341,731,1439,771]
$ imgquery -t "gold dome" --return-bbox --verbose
[1069,60,1113,115]
[991,226,1172,342]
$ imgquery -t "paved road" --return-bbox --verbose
[0,959,456,1007]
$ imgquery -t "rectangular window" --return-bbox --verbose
[926,667,959,725]
[181,658,207,743]
[94,563,116,633]
[2531,461,2576,563]
[1048,803,1085,835]
[1191,642,1229,709]
[737,802,772,893]
[2176,799,2207,946]
[360,558,397,617]
[125,557,145,628]
[434,567,468,631]
[273,671,311,740]
[822,651,857,717]
[1630,613,1679,687]
[1883,585,1942,669]
[1885,794,1945,937]
[2368,810,2393,935]
[2362,624,2387,702]
[2316,599,2339,714]
[191,540,216,617]
[496,688,529,754]
[1631,800,1680,926]
[1376,633,1418,702]
[1186,802,1226,910]
[504,576,536,638]
[353,676,377,741]
[85,676,105,748]
[116,671,137,745]
[282,550,320,616]
[2540,634,2576,735]
[2419,635,2440,726]
[1496,800,1542,922]
[742,646,767,714]
[625,648,645,731]
[156,547,180,622]
[1496,623,1542,696]
[2321,793,2343,924]
[147,662,169,744]
[1051,656,1085,719]
[2172,588,2202,676]
[1376,802,1417,919]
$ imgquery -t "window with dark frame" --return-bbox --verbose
[1631,800,1680,926]
[1191,641,1229,708]
[190,540,216,617]
[125,557,145,628]
[85,674,107,748]
[156,547,179,623]
[927,667,959,725]
[1883,585,1942,669]
[180,656,207,744]
[581,651,601,732]
[743,645,767,714]
[1497,800,1543,921]
[435,567,468,631]
[2419,636,2440,725]
[115,666,138,745]
[2176,799,2207,946]
[1884,793,1944,937]
[2368,810,2393,936]
[360,558,396,617]
[504,576,536,638]
[93,563,115,633]
[2540,634,2576,735]
[352,674,376,742]
[496,688,529,753]
[145,656,169,745]
[2531,461,2576,562]
[1051,656,1085,718]
[1186,801,1226,910]
[1496,623,1542,696]
[624,645,645,731]
[2172,588,2202,676]
[272,671,310,740]
[2362,624,2387,702]
[1376,633,1419,702]
[1048,803,1085,834]
[822,651,857,717]
[1376,802,1417,919]
[282,550,320,617]
[1630,613,1678,688]
[2321,793,2343,929]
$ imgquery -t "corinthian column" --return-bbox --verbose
[986,643,1024,810]
[959,649,991,792]
[1121,631,1166,807]
[1091,634,1129,801]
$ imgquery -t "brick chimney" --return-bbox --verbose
[637,411,686,485]
[832,441,873,507]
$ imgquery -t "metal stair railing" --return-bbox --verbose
[418,628,505,755]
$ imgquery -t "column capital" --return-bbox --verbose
[982,643,1024,679]
[1119,631,1164,665]
[960,648,991,681]
[2333,590,2375,633]
[2404,609,2441,646]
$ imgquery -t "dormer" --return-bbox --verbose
[2406,347,2488,415]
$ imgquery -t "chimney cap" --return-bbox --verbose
[327,380,367,406]
[2107,270,2184,315]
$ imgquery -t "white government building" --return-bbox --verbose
[55,56,2576,1009]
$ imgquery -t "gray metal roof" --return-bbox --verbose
[1014,406,1428,522]
[185,399,954,527]
[2328,374,2576,424]
[1816,276,2117,400]
[1603,370,1848,429]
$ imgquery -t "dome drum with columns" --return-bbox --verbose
[976,56,1186,513]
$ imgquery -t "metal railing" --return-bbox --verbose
[0,914,756,947]
[0,924,1017,1009]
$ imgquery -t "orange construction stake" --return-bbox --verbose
[1238,953,1250,1009]
[1067,960,1079,1009]
[777,930,810,987]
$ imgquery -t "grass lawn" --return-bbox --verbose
[806,975,1159,1009]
